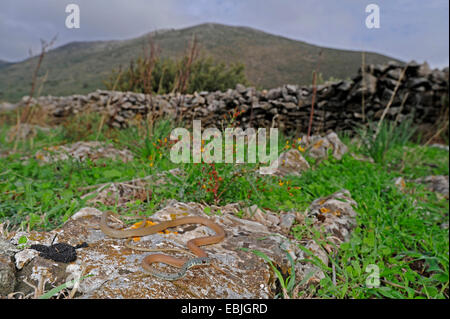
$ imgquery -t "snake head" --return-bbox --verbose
[199,257,211,265]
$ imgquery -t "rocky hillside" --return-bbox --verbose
[0,23,401,102]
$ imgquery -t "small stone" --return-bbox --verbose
[414,175,449,198]
[14,249,39,270]
[260,149,310,177]
[0,239,18,257]
[244,205,280,227]
[429,144,449,152]
[394,177,406,192]
[236,84,247,94]
[71,207,103,220]
[279,213,296,233]
[326,132,349,160]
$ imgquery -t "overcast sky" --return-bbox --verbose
[0,0,448,68]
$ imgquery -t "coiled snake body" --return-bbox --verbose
[100,211,225,280]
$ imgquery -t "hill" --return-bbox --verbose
[0,60,12,69]
[0,23,402,102]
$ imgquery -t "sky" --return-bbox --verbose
[0,0,448,68]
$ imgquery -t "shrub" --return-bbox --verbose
[104,56,248,95]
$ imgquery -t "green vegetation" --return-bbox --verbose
[105,55,248,94]
[357,117,417,163]
[0,23,401,102]
[0,110,448,299]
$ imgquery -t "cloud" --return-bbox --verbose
[0,0,448,68]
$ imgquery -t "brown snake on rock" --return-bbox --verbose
[100,211,225,280]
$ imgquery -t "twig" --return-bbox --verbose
[307,50,323,141]
[13,35,57,152]
[332,260,337,287]
[361,51,366,122]
[96,69,123,141]
[394,92,410,125]
[68,264,86,299]
[22,279,39,298]
[78,182,112,192]
[381,279,422,295]
[307,71,318,142]
[374,63,409,140]
[425,122,449,146]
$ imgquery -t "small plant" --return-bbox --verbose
[357,117,416,163]
[38,274,92,299]
[240,247,297,299]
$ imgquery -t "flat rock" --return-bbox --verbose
[260,149,310,177]
[75,202,300,298]
[4,203,305,298]
[414,175,449,199]
[34,141,134,164]
[81,169,184,208]
[1,192,359,298]
[301,132,349,160]
[293,189,358,286]
[306,189,358,243]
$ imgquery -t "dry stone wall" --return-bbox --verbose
[13,61,449,135]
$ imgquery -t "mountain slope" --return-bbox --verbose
[0,60,11,69]
[0,23,402,102]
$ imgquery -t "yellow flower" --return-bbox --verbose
[320,207,330,214]
[149,162,154,167]
[278,180,284,186]
[298,146,305,152]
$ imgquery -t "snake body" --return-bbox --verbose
[146,257,211,281]
[100,211,225,280]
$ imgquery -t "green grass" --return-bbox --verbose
[0,114,448,299]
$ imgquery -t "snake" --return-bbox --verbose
[100,211,225,281]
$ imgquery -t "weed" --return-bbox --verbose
[357,117,416,163]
